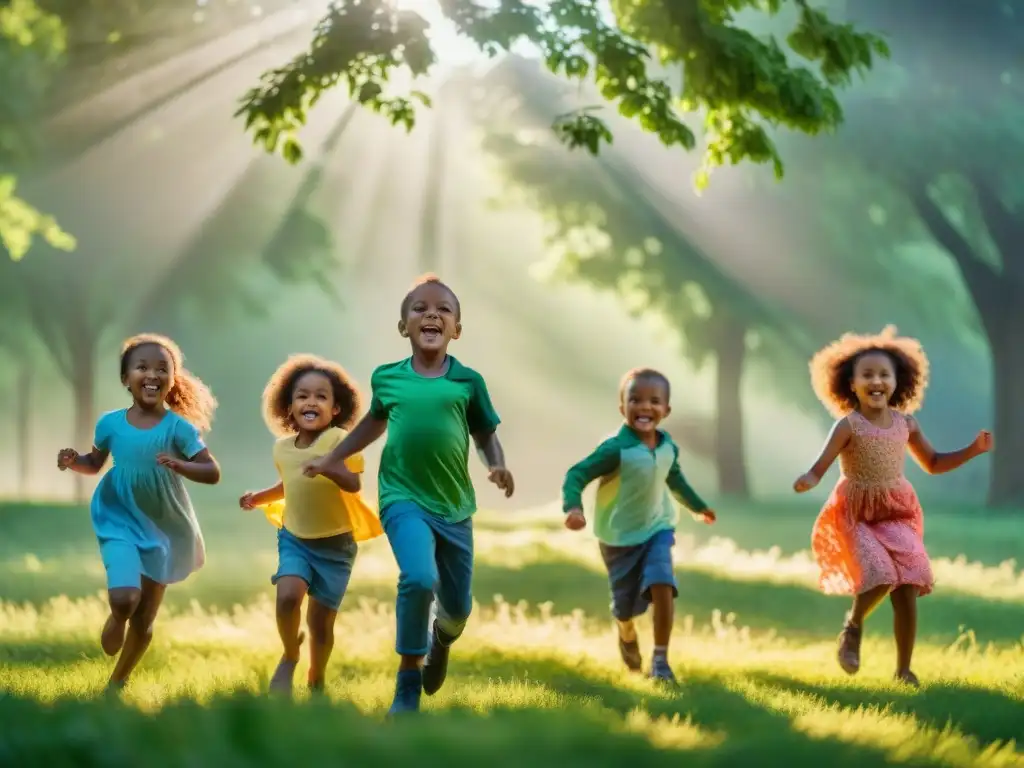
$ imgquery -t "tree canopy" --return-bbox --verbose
[238,0,888,185]
[0,0,75,260]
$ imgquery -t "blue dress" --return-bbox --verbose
[90,408,207,589]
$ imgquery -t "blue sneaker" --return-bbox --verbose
[649,655,677,684]
[387,669,423,716]
[422,622,454,696]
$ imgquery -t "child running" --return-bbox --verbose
[303,274,515,715]
[56,334,220,691]
[239,354,382,695]
[562,368,716,683]
[794,326,993,686]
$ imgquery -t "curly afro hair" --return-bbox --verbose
[261,354,362,437]
[809,325,930,419]
[120,333,218,432]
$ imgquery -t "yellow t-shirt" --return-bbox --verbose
[259,427,383,542]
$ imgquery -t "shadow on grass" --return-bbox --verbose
[748,671,1024,751]
[0,676,910,768]
[463,560,1024,645]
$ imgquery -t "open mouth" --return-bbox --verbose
[301,409,319,423]
[868,389,886,398]
[634,415,654,427]
[143,383,160,394]
[420,324,442,341]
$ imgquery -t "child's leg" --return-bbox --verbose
[109,576,166,687]
[640,530,678,682]
[305,533,358,692]
[381,502,439,714]
[422,516,473,696]
[598,541,647,673]
[270,528,317,693]
[305,599,338,692]
[837,583,890,674]
[889,584,919,685]
[99,540,145,656]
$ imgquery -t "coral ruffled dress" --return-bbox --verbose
[811,410,934,597]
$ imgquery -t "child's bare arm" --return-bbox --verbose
[906,417,993,474]
[158,448,221,484]
[305,415,386,477]
[794,418,852,492]
[321,464,362,493]
[240,481,285,509]
[57,446,109,476]
[474,430,514,497]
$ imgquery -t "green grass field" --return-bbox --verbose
[1,500,1022,766]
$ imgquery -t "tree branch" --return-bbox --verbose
[905,179,1004,330]
[969,174,1024,285]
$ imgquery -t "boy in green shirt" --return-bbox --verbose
[305,274,515,714]
[562,368,716,683]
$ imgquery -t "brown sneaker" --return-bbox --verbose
[837,618,862,675]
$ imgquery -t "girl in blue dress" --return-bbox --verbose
[57,333,221,690]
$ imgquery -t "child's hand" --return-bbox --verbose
[694,508,716,525]
[564,508,586,531]
[973,430,994,454]
[793,472,819,493]
[57,448,78,471]
[239,492,257,510]
[302,458,326,478]
[156,453,185,474]
[488,467,515,498]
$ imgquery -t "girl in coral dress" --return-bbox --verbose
[793,327,992,686]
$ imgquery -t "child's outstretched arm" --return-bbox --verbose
[794,417,852,492]
[561,440,621,528]
[907,417,993,474]
[57,446,109,476]
[304,414,386,477]
[666,443,715,523]
[158,448,221,484]
[474,430,514,497]
[240,481,285,509]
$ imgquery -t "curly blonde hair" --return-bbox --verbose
[261,354,362,437]
[809,325,930,419]
[119,334,218,432]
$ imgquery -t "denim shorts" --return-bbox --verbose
[598,528,677,620]
[272,527,357,611]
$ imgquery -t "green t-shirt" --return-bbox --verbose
[561,425,708,546]
[368,356,501,523]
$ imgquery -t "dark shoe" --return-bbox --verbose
[648,655,677,684]
[422,622,453,696]
[618,636,642,672]
[387,669,422,716]
[837,617,862,675]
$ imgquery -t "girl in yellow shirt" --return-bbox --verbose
[240,354,382,695]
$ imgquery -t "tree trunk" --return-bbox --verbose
[986,311,1024,507]
[71,342,96,505]
[419,90,447,274]
[16,364,31,497]
[712,310,750,498]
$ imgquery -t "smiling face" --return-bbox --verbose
[620,376,671,435]
[289,371,339,434]
[122,343,173,409]
[400,281,461,353]
[851,351,896,412]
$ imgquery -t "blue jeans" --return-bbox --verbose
[599,528,677,621]
[381,501,474,656]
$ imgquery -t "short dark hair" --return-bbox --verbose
[400,273,461,320]
[619,367,671,401]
